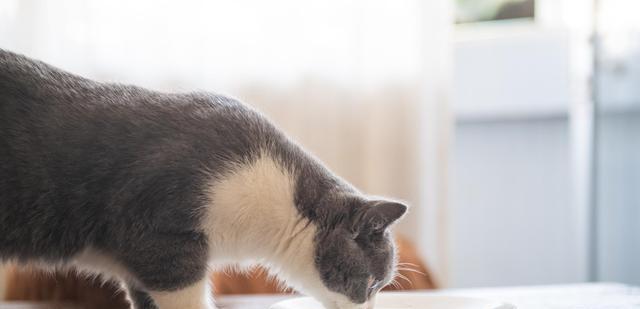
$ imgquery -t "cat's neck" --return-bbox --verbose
[202,152,317,270]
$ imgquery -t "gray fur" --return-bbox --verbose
[0,49,406,307]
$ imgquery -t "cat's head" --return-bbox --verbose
[291,197,408,309]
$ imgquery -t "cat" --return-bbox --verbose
[0,49,407,309]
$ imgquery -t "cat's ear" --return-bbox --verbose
[356,200,408,234]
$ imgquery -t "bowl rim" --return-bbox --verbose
[269,293,517,309]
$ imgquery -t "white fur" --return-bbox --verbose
[149,278,213,309]
[203,153,302,263]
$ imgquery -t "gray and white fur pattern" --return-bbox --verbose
[0,49,408,309]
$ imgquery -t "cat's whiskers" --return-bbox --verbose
[394,272,413,287]
[397,262,420,267]
[396,267,426,276]
[387,278,402,289]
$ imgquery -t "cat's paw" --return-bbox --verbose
[149,279,214,309]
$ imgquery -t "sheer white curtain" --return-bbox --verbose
[1,0,425,91]
[0,0,453,287]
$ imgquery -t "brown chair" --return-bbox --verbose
[4,235,436,308]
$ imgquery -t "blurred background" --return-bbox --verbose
[0,0,638,297]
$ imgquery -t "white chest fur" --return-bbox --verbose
[203,153,306,263]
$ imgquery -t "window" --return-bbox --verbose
[455,0,535,23]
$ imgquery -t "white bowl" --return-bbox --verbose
[269,293,516,309]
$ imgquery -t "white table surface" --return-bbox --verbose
[435,283,640,309]
[217,283,640,309]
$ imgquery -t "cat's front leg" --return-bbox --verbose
[127,286,158,309]
[118,230,213,309]
[149,278,215,309]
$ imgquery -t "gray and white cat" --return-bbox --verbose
[0,49,408,309]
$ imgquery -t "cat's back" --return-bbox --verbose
[0,49,98,104]
[0,49,279,186]
[0,49,267,134]
[0,49,290,193]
